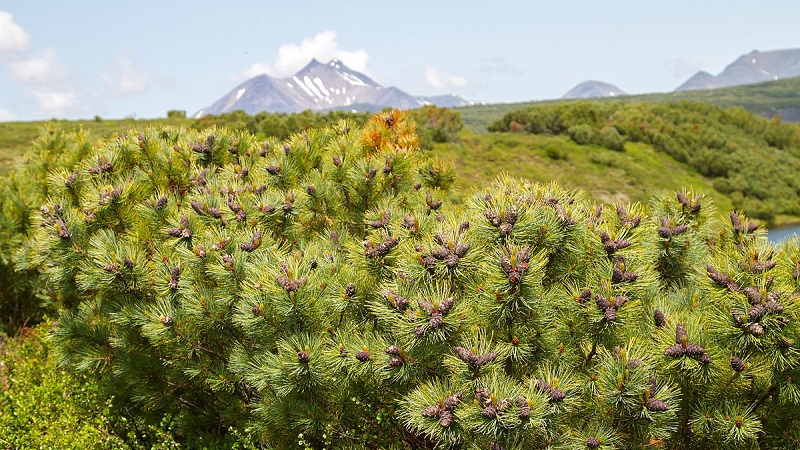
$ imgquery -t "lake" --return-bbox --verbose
[767,223,800,245]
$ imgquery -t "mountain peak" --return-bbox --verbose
[562,80,626,99]
[196,58,474,116]
[675,48,800,91]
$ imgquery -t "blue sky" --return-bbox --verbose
[0,1,797,121]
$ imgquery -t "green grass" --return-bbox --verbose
[432,130,734,212]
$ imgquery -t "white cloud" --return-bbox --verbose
[0,108,15,122]
[233,31,369,81]
[7,48,67,84]
[425,68,468,91]
[101,51,163,96]
[29,89,78,117]
[0,11,30,54]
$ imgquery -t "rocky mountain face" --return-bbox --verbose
[561,80,626,99]
[196,59,477,117]
[675,49,800,91]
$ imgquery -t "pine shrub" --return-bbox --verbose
[5,110,800,449]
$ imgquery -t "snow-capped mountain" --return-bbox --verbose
[195,59,478,117]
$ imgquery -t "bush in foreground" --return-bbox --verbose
[6,111,800,449]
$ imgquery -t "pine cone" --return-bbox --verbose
[654,309,666,328]
[431,247,449,260]
[535,379,552,392]
[388,357,403,367]
[664,344,685,357]
[251,305,262,316]
[743,286,761,305]
[124,257,135,268]
[421,404,441,418]
[675,322,687,344]
[444,253,459,268]
[586,437,601,449]
[748,304,767,321]
[490,442,505,450]
[481,405,497,418]
[778,338,792,349]
[730,356,746,372]
[699,353,711,364]
[578,289,592,303]
[627,359,642,369]
[439,297,455,315]
[766,290,782,303]
[168,266,180,290]
[475,388,491,405]
[439,409,453,427]
[500,256,512,274]
[345,283,356,298]
[355,350,370,362]
[747,322,764,336]
[385,345,401,355]
[677,191,689,207]
[297,351,310,364]
[645,398,670,412]
[444,392,462,409]
[595,295,611,310]
[266,165,281,175]
[160,315,174,327]
[647,377,657,397]
[429,313,444,329]
[684,344,705,357]
[603,308,618,321]
[549,389,566,402]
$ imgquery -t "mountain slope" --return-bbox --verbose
[676,48,800,91]
[562,80,626,99]
[197,59,473,116]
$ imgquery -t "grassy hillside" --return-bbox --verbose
[488,100,800,222]
[459,77,800,133]
[434,130,734,212]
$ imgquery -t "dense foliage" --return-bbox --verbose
[489,101,800,221]
[3,112,800,449]
[1,324,175,449]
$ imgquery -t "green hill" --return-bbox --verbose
[459,77,800,133]
[485,100,800,222]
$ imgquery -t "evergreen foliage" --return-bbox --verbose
[3,111,800,448]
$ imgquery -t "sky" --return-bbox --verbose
[0,1,797,121]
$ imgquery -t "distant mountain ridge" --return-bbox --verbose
[676,49,800,91]
[196,59,479,117]
[562,48,800,99]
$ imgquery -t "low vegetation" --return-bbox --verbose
[2,111,800,448]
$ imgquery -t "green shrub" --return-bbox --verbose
[8,111,800,449]
[567,124,596,146]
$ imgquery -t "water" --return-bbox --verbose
[767,223,800,245]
